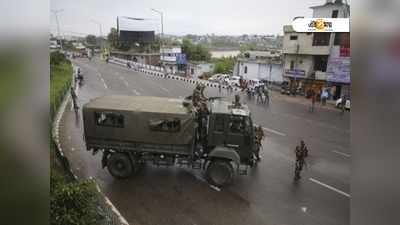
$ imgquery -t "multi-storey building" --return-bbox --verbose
[282,0,350,99]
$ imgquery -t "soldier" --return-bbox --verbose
[70,87,78,111]
[294,140,308,180]
[263,85,270,104]
[232,94,241,108]
[254,125,265,160]
[192,84,202,107]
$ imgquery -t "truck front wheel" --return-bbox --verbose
[206,159,234,187]
[107,153,133,179]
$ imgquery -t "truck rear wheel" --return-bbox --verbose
[107,153,133,179]
[206,159,234,187]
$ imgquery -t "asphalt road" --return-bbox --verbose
[59,57,350,225]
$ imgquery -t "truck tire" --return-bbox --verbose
[107,153,133,179]
[206,159,234,187]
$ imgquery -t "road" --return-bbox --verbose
[59,57,350,225]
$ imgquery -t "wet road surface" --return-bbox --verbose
[59,57,350,225]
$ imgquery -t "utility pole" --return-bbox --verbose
[151,8,164,73]
[51,9,64,49]
[293,43,299,96]
[90,20,104,56]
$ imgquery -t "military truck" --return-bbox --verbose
[82,95,258,187]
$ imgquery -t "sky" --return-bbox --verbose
[50,0,330,37]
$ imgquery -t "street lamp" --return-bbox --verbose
[151,8,164,73]
[51,9,64,49]
[90,20,104,56]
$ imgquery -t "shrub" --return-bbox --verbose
[50,172,103,225]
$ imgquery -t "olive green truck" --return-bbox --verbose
[82,95,258,187]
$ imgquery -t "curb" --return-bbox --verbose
[51,74,130,225]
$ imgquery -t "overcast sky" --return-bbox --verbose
[50,0,328,37]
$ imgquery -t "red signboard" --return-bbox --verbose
[340,46,350,57]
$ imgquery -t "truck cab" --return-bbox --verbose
[206,100,256,165]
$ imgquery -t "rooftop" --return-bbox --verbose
[84,95,189,115]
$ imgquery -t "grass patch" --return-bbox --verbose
[50,62,72,119]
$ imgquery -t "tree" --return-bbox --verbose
[213,56,236,74]
[107,28,119,49]
[181,38,211,62]
[86,35,97,46]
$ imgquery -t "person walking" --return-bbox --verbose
[218,83,222,94]
[294,140,308,180]
[309,89,316,113]
[70,87,78,112]
[263,86,270,105]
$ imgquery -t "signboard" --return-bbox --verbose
[119,30,155,44]
[285,69,306,78]
[326,46,350,83]
[176,53,187,65]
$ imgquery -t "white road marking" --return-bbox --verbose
[262,127,287,137]
[309,178,350,198]
[160,87,169,93]
[209,185,221,192]
[332,150,351,158]
[132,89,141,95]
[100,78,108,89]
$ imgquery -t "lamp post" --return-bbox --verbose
[90,20,104,57]
[51,9,64,49]
[151,8,164,73]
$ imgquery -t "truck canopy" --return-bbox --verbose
[83,95,196,146]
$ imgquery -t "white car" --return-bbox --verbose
[336,98,351,110]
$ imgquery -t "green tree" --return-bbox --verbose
[213,56,236,74]
[181,38,211,62]
[85,35,97,46]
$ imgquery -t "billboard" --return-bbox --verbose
[326,46,350,83]
[176,53,187,65]
[119,30,155,44]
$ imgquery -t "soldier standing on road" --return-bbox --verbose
[254,125,265,161]
[309,89,316,113]
[70,87,78,111]
[294,140,309,180]
[256,86,263,104]
[263,86,270,105]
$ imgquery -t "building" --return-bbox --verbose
[282,0,350,99]
[233,50,282,81]
[186,62,214,78]
[110,50,160,66]
[160,46,187,74]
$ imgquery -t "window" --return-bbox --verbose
[312,33,331,46]
[95,112,124,128]
[290,35,298,40]
[332,10,339,18]
[313,55,329,72]
[228,116,246,134]
[244,66,248,74]
[149,118,181,132]
[334,32,350,47]
[290,60,295,70]
[214,115,225,132]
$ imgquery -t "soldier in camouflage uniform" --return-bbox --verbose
[254,125,264,160]
[232,94,242,108]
